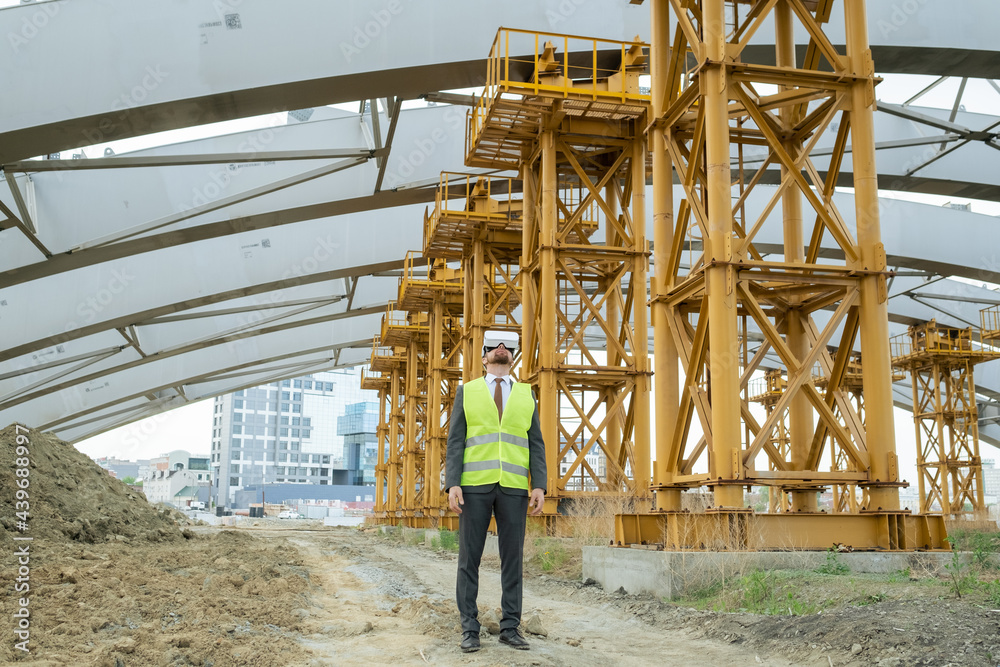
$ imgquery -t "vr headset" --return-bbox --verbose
[482,330,519,358]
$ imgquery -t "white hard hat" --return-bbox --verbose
[482,330,519,357]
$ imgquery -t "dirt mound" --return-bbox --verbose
[0,423,183,545]
[0,527,314,665]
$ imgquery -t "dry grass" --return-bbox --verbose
[523,492,637,580]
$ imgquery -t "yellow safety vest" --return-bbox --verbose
[460,377,534,490]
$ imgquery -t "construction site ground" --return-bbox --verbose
[2,426,999,666]
[2,520,999,666]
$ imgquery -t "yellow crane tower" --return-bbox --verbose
[616,0,948,550]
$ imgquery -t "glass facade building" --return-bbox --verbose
[337,401,379,486]
[209,367,376,506]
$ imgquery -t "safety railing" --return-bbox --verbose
[891,321,1000,367]
[435,171,518,221]
[360,366,388,390]
[982,304,1000,341]
[889,332,912,362]
[469,28,650,150]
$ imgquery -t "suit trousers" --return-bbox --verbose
[456,484,529,633]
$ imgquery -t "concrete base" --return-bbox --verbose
[583,547,959,600]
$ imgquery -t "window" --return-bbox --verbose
[291,443,300,451]
[292,429,300,438]
[294,380,302,388]
[230,464,239,474]
[292,417,300,426]
[280,427,288,437]
[322,456,330,465]
[234,413,242,422]
[280,416,289,425]
[291,454,299,463]
[236,390,244,397]
[276,467,285,475]
[326,382,333,392]
[281,380,290,387]
[281,403,290,411]
[303,429,311,439]
[304,380,313,390]
[235,399,243,408]
[232,425,242,435]
[292,393,301,402]
[293,404,301,413]
[281,391,290,401]
[230,476,239,487]
[304,417,312,426]
[279,453,288,462]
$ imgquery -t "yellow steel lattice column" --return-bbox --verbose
[650,0,681,512]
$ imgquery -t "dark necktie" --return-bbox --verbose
[494,378,504,422]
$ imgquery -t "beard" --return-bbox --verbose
[490,348,512,365]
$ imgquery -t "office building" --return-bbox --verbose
[209,367,376,506]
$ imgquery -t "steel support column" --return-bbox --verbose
[651,0,681,512]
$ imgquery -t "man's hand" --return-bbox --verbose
[528,488,545,516]
[448,486,465,515]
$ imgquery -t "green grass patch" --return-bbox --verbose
[438,529,459,552]
[815,549,850,575]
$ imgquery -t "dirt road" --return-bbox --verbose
[273,525,805,666]
[5,519,995,665]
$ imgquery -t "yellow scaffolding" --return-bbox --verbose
[468,29,652,519]
[748,370,792,513]
[368,332,407,522]
[891,320,1000,518]
[396,253,464,528]
[617,0,948,551]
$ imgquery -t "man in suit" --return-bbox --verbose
[445,330,546,653]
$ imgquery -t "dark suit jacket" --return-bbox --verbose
[444,383,546,496]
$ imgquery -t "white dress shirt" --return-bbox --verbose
[484,373,512,411]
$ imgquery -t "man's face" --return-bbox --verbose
[483,344,513,366]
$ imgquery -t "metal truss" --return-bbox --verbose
[1,0,1000,465]
[467,29,653,515]
[619,0,949,551]
[892,320,999,518]
[424,173,526,381]
[368,252,465,527]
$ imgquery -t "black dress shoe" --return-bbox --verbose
[499,628,530,650]
[460,631,481,653]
